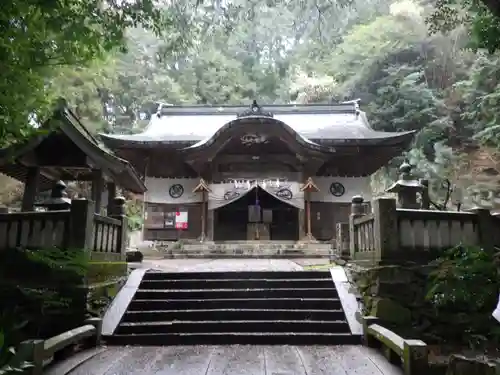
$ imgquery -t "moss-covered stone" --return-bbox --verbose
[370,297,412,325]
[87,261,127,284]
[446,355,500,375]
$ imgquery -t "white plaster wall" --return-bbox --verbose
[145,176,372,204]
[310,177,372,203]
[144,177,203,204]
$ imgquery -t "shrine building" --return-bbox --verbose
[100,100,415,242]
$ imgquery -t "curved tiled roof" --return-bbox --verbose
[100,102,416,148]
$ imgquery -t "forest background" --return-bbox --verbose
[2,0,500,210]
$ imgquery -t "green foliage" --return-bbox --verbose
[0,248,90,370]
[428,0,500,53]
[0,247,89,340]
[87,262,128,284]
[426,245,500,347]
[125,199,144,232]
[0,311,29,369]
[2,0,500,207]
[0,0,168,145]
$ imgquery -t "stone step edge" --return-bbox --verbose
[105,332,357,337]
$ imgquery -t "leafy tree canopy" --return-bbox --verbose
[0,0,167,146]
[4,0,500,211]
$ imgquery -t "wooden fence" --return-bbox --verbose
[337,197,499,264]
[0,199,127,260]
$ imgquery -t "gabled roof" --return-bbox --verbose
[0,100,147,193]
[99,101,416,149]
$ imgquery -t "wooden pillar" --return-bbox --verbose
[298,208,305,239]
[201,191,207,240]
[21,166,40,212]
[193,179,210,241]
[206,209,214,241]
[106,182,116,215]
[306,192,312,237]
[300,177,319,242]
[91,169,104,214]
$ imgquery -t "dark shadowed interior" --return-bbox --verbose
[214,186,299,241]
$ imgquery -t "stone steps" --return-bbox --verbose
[104,270,361,346]
[122,308,346,322]
[162,242,333,258]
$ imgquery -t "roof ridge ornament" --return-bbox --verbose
[237,100,274,118]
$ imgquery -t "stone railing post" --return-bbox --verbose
[336,222,350,259]
[372,197,398,264]
[110,196,128,255]
[420,179,430,209]
[349,195,365,259]
[471,207,494,253]
[68,199,95,250]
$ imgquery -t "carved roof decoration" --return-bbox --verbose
[301,177,320,193]
[192,178,211,193]
[237,100,274,118]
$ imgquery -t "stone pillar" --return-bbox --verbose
[420,179,430,209]
[386,161,423,209]
[336,222,350,259]
[68,199,95,249]
[349,195,364,258]
[21,166,40,211]
[372,197,398,263]
[471,207,494,254]
[110,196,128,254]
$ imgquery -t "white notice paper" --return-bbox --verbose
[493,293,500,323]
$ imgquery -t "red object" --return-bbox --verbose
[175,222,187,229]
[176,212,180,216]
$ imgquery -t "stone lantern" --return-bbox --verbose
[35,180,72,211]
[386,161,423,209]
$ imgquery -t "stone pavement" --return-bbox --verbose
[46,345,403,375]
[131,258,332,272]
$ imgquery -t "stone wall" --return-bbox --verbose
[350,264,433,339]
[347,252,500,375]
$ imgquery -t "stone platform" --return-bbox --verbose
[154,241,333,259]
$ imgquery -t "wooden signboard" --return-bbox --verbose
[145,211,165,229]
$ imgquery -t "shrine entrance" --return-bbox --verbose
[213,186,299,241]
